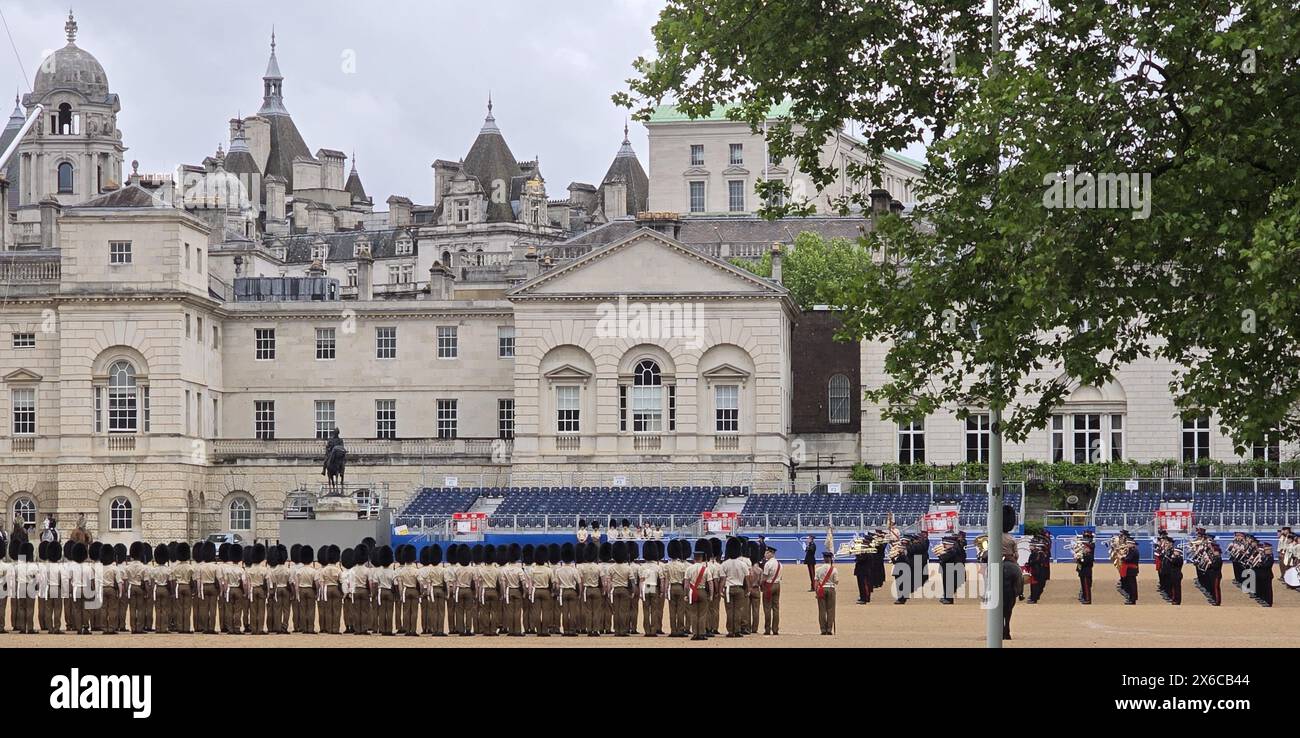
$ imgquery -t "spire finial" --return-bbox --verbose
[351,150,357,173]
[623,118,630,144]
[487,91,493,116]
[271,26,277,54]
[65,9,78,44]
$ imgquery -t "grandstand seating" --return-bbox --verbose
[738,490,1023,529]
[394,487,481,526]
[1092,484,1300,529]
[396,485,741,529]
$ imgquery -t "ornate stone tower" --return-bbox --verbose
[16,11,126,207]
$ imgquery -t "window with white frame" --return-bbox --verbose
[109,241,132,265]
[316,328,336,360]
[109,497,132,531]
[12,497,36,529]
[107,360,139,433]
[376,327,397,359]
[254,401,275,440]
[437,326,458,359]
[228,497,252,531]
[1051,414,1066,462]
[375,399,397,439]
[347,267,358,287]
[728,180,746,212]
[898,420,925,464]
[497,326,515,358]
[966,414,991,463]
[715,385,739,433]
[828,374,851,424]
[395,237,413,256]
[557,386,580,434]
[436,399,458,439]
[255,328,276,360]
[1110,414,1124,461]
[310,244,327,262]
[498,399,515,440]
[388,264,401,284]
[690,144,704,166]
[1181,414,1211,462]
[729,143,744,165]
[455,199,471,223]
[689,181,705,213]
[400,263,414,284]
[631,360,663,432]
[13,332,35,349]
[11,388,35,435]
[1073,413,1102,463]
[1253,437,1280,461]
[314,400,336,440]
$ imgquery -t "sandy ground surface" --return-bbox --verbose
[3,564,1296,649]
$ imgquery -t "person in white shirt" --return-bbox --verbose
[761,546,783,635]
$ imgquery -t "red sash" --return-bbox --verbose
[764,562,781,598]
[688,566,707,603]
[815,565,834,600]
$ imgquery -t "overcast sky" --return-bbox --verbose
[0,0,666,205]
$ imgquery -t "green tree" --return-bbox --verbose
[620,0,1300,452]
[729,232,874,309]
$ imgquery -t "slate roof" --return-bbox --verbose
[74,184,173,209]
[598,133,649,217]
[559,215,874,250]
[263,228,414,263]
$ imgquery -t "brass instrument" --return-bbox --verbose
[837,531,888,557]
[1070,538,1092,562]
[974,534,990,559]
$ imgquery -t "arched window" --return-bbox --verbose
[12,496,37,529]
[828,374,851,424]
[57,103,72,134]
[109,497,133,531]
[631,360,663,432]
[440,250,451,266]
[107,360,138,432]
[57,162,74,194]
[228,496,252,531]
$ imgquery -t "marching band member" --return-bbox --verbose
[685,539,712,641]
[937,535,961,604]
[1118,533,1139,605]
[803,535,817,591]
[1205,541,1224,606]
[1074,532,1094,605]
[745,541,762,633]
[1025,534,1051,604]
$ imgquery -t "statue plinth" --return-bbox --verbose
[315,495,360,521]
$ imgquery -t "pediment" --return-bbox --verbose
[544,364,593,383]
[509,228,787,300]
[3,369,43,383]
[701,363,752,385]
[681,166,710,177]
[722,165,750,176]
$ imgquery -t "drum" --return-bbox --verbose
[1016,539,1031,567]
[1284,567,1300,589]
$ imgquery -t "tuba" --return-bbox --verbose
[973,535,990,561]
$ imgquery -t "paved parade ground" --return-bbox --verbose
[4,563,1296,649]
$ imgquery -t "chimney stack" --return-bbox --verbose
[356,240,374,301]
[869,188,891,217]
[387,196,413,227]
[428,261,455,301]
[770,242,783,285]
[40,196,62,250]
[889,199,905,216]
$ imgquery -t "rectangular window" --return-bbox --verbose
[212,397,219,438]
[631,385,662,433]
[94,387,102,433]
[212,326,220,349]
[11,388,35,435]
[255,328,276,360]
[1110,414,1124,462]
[388,265,400,284]
[348,267,358,287]
[728,180,745,212]
[400,264,414,284]
[498,399,515,440]
[109,380,138,434]
[689,181,705,213]
[196,391,203,439]
[455,199,471,223]
[436,399,458,439]
[1051,414,1065,463]
[254,401,276,440]
[1181,414,1211,463]
[729,143,744,166]
[497,326,515,358]
[715,385,739,433]
[375,399,397,440]
[185,314,191,339]
[315,400,336,440]
[557,386,580,434]
[965,414,990,463]
[898,420,925,464]
[185,244,191,270]
[667,384,676,432]
[12,333,35,349]
[437,326,458,359]
[690,144,704,166]
[1072,413,1102,464]
[316,328,336,360]
[197,248,203,273]
[183,389,191,436]
[141,386,150,433]
[376,327,397,359]
[196,317,204,344]
[1253,438,1280,462]
[109,241,132,265]
[618,385,627,432]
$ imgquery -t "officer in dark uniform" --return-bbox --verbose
[937,535,961,604]
[1165,544,1184,605]
[1025,536,1050,603]
[802,535,817,591]
[853,541,872,604]
[1075,531,1094,604]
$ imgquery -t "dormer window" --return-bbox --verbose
[455,199,471,223]
[395,237,413,256]
[310,244,327,262]
[273,246,287,261]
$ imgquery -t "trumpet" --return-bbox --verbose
[837,532,888,557]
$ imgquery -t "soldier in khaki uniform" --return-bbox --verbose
[291,545,320,634]
[664,540,687,637]
[625,542,641,633]
[219,544,249,634]
[685,540,713,641]
[149,544,173,634]
[707,539,724,636]
[476,545,502,636]
[317,545,343,634]
[243,544,269,635]
[372,545,395,635]
[721,538,751,638]
[170,543,194,634]
[637,540,665,637]
[814,551,838,636]
[577,542,602,636]
[195,542,220,634]
[553,543,581,636]
[760,545,782,635]
[744,541,762,635]
[94,544,117,635]
[450,544,474,635]
[519,545,536,633]
[63,542,89,635]
[499,545,526,636]
[39,542,63,634]
[608,542,636,636]
[122,542,149,634]
[418,545,446,636]
[267,546,291,634]
[396,545,421,636]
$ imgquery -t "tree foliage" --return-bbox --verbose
[621,1,1300,451]
[729,231,874,309]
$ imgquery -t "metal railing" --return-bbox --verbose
[0,252,60,282]
[393,513,702,537]
[1091,477,1299,530]
[212,437,510,460]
